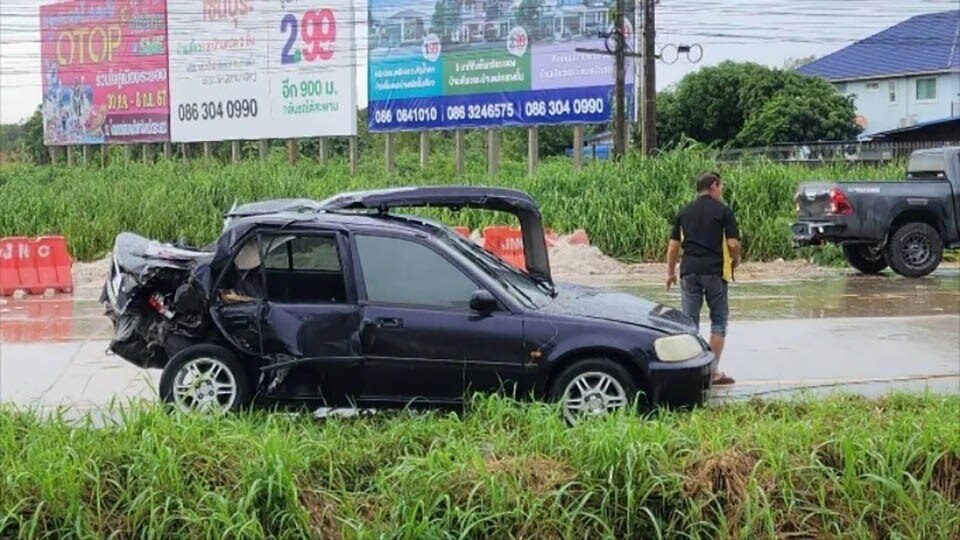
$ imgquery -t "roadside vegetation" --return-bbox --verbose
[1,393,957,538]
[0,145,903,264]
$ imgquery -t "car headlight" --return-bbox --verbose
[654,334,704,362]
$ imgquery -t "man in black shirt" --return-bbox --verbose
[666,172,740,385]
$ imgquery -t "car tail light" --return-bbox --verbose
[829,187,854,215]
[148,293,175,319]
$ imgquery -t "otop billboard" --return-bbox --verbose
[366,0,634,132]
[39,0,171,145]
[166,0,358,142]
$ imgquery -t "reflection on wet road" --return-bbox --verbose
[614,268,960,321]
[1,269,958,414]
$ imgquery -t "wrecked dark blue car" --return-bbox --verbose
[101,187,715,423]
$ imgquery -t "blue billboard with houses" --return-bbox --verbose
[367,0,635,131]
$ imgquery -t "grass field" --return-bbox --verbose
[0,146,904,264]
[1,393,958,539]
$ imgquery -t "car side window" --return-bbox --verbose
[355,234,477,309]
[261,234,348,304]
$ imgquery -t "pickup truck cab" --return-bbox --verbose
[791,146,960,278]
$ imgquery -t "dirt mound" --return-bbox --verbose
[549,238,636,276]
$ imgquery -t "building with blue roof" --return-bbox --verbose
[796,9,960,136]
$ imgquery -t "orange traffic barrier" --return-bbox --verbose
[483,226,526,270]
[0,235,74,296]
[0,237,20,296]
[452,226,471,238]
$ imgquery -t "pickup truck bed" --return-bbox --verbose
[792,146,960,278]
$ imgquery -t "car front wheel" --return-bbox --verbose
[159,344,253,413]
[548,358,639,425]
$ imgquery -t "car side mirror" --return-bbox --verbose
[470,290,498,314]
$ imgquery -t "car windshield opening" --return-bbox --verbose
[440,232,555,309]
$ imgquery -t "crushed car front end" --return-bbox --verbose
[100,232,214,369]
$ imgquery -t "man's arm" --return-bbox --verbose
[725,207,741,268]
[666,239,681,288]
[667,215,682,289]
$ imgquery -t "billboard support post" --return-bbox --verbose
[420,132,429,169]
[82,145,90,166]
[349,136,359,175]
[203,142,212,160]
[455,129,465,176]
[163,143,172,160]
[232,141,241,163]
[142,144,152,164]
[66,146,73,166]
[528,127,538,177]
[288,140,298,164]
[385,133,395,172]
[573,125,585,170]
[259,140,269,161]
[487,129,500,176]
[318,138,328,166]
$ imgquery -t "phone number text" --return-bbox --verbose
[176,99,259,122]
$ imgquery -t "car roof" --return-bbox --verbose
[223,208,455,239]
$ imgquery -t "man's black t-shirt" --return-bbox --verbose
[670,195,740,280]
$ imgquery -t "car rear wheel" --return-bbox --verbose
[885,222,943,278]
[842,244,888,274]
[548,358,638,425]
[159,344,253,413]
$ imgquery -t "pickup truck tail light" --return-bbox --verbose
[829,187,855,215]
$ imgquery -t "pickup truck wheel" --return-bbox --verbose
[159,344,253,413]
[886,222,943,278]
[842,245,888,274]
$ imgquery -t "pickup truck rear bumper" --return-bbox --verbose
[791,221,846,247]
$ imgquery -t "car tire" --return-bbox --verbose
[548,357,639,425]
[842,244,888,274]
[885,222,943,278]
[159,344,253,413]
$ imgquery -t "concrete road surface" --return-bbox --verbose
[1,269,958,417]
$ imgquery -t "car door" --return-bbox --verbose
[351,232,528,406]
[255,231,364,406]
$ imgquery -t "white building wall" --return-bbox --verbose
[834,72,960,135]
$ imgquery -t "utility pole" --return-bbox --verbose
[575,1,642,161]
[613,0,627,159]
[642,0,657,155]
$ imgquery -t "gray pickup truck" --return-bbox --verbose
[791,146,960,278]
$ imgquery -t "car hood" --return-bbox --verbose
[540,283,697,335]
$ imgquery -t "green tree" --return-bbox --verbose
[737,85,860,146]
[654,61,861,148]
[20,106,49,165]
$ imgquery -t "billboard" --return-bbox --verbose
[39,0,171,145]
[166,0,358,142]
[367,0,634,132]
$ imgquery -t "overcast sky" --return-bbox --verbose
[1,0,957,124]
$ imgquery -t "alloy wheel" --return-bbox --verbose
[900,232,932,269]
[171,357,238,413]
[562,371,628,424]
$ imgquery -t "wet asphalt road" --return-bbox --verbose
[1,268,958,416]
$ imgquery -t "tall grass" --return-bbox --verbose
[1,393,958,539]
[0,146,904,262]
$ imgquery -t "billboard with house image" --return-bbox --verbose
[367,0,635,131]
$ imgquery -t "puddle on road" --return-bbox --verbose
[614,271,960,320]
[1,297,110,343]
